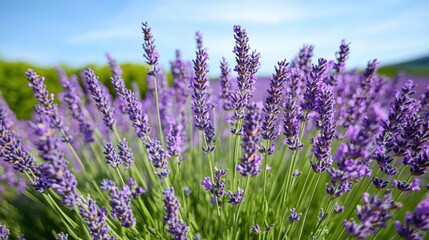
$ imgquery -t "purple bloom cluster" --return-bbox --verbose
[0,121,34,172]
[282,95,303,150]
[56,232,68,240]
[311,85,336,173]
[289,208,302,223]
[111,75,151,139]
[201,168,227,204]
[142,22,161,92]
[29,115,79,207]
[201,168,244,205]
[79,198,112,239]
[166,123,186,157]
[0,224,9,240]
[261,59,289,141]
[395,194,429,240]
[162,187,188,240]
[344,192,402,238]
[25,69,72,142]
[118,138,135,169]
[230,25,260,132]
[301,58,328,119]
[57,69,94,143]
[219,58,233,111]
[104,142,121,168]
[145,139,171,178]
[101,179,143,228]
[191,48,216,152]
[237,103,262,176]
[83,68,116,130]
[327,39,350,86]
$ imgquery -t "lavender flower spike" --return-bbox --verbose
[101,180,136,227]
[104,142,122,168]
[163,187,189,240]
[56,232,68,240]
[79,198,112,239]
[0,224,10,240]
[142,22,161,91]
[395,192,429,239]
[145,139,171,178]
[219,57,233,111]
[25,69,72,142]
[237,103,263,176]
[191,47,216,152]
[343,192,401,238]
[83,68,116,129]
[118,138,135,169]
[262,59,289,141]
[1,121,35,172]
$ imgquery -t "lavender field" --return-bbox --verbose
[0,22,429,240]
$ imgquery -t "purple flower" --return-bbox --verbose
[301,58,328,118]
[183,187,192,196]
[142,22,161,87]
[395,194,429,239]
[201,168,228,204]
[0,122,35,172]
[372,177,389,189]
[282,95,303,150]
[219,57,233,111]
[111,76,151,139]
[101,179,136,227]
[104,142,122,168]
[251,224,260,234]
[290,44,314,77]
[106,53,123,77]
[56,69,94,143]
[56,232,68,240]
[195,31,204,50]
[163,187,188,240]
[289,208,302,223]
[344,192,401,238]
[327,39,350,86]
[227,188,244,205]
[237,103,262,176]
[83,68,116,129]
[392,178,420,192]
[311,85,336,173]
[261,59,289,141]
[166,123,185,157]
[26,69,72,142]
[118,138,134,169]
[191,47,216,152]
[29,115,79,207]
[318,208,325,222]
[334,203,344,214]
[0,224,10,240]
[79,198,112,239]
[201,177,212,191]
[145,139,170,178]
[230,25,259,129]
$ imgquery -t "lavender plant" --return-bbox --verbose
[0,22,428,240]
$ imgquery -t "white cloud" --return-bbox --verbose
[68,26,139,44]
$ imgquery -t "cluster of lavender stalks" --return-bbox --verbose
[1,22,429,240]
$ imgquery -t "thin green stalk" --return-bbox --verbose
[232,132,241,190]
[233,176,251,240]
[297,173,321,239]
[152,74,165,147]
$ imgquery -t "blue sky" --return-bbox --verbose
[1,0,428,76]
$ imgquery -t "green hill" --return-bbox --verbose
[379,55,429,77]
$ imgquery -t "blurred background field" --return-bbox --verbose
[0,55,428,119]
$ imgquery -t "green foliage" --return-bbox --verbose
[0,60,172,119]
